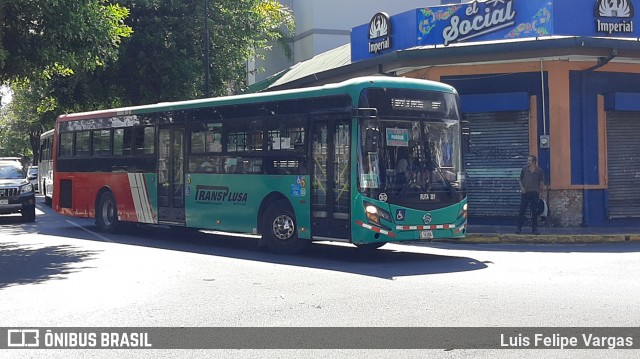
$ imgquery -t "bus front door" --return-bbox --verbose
[311,118,351,239]
[158,127,186,225]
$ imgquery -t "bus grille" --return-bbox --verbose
[0,187,19,197]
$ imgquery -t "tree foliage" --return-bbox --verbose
[0,81,42,159]
[64,0,294,105]
[0,0,132,83]
[1,0,294,162]
[0,0,132,160]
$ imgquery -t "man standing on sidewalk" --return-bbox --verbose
[517,155,545,234]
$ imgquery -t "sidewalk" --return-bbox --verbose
[464,224,640,244]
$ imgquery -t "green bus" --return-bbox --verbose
[53,76,467,253]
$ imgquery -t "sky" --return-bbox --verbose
[0,85,12,107]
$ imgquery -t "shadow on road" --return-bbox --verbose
[0,215,39,235]
[31,221,488,280]
[409,240,640,253]
[0,242,99,289]
[1,197,485,280]
[4,197,638,283]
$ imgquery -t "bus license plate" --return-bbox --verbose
[420,230,433,239]
[0,199,8,205]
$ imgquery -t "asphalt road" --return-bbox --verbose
[1,196,639,358]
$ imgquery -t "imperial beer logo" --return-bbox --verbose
[442,0,516,46]
[368,12,391,54]
[195,185,247,204]
[595,0,635,34]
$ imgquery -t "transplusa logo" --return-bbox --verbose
[195,185,248,204]
[595,0,635,34]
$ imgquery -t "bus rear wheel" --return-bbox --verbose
[42,182,52,206]
[262,200,308,255]
[96,191,119,233]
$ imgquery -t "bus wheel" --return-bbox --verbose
[355,242,385,251]
[262,200,307,255]
[44,189,52,206]
[42,185,52,206]
[96,191,119,233]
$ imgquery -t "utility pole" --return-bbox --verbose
[204,0,210,97]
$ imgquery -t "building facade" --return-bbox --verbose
[258,0,640,228]
[251,0,449,84]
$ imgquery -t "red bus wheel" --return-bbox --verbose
[96,191,118,233]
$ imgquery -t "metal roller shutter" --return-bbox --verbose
[463,111,530,218]
[606,111,640,218]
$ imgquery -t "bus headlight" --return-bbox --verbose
[364,202,392,229]
[457,203,468,219]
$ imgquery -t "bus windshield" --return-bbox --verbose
[357,88,464,207]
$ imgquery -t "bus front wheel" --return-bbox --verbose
[262,200,308,255]
[96,191,119,233]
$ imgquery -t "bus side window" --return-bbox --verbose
[267,117,305,151]
[190,157,222,173]
[190,123,223,154]
[113,128,132,156]
[224,157,238,173]
[93,129,111,156]
[75,131,90,157]
[133,127,155,155]
[191,130,206,153]
[59,132,74,157]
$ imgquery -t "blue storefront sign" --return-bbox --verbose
[351,0,639,62]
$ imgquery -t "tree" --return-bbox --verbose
[0,0,132,83]
[64,0,294,105]
[0,79,58,162]
[3,0,294,163]
[1,1,131,162]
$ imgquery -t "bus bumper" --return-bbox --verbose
[353,219,466,244]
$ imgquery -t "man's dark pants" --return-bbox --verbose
[517,191,539,232]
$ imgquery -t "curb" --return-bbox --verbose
[462,233,640,244]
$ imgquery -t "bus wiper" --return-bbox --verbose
[431,160,456,194]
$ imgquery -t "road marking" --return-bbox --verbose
[65,220,113,242]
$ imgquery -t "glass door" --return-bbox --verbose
[311,116,351,239]
[158,127,185,224]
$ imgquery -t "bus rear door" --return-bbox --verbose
[158,127,186,225]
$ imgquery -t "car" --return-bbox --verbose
[0,160,36,222]
[27,166,38,192]
[0,156,23,164]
